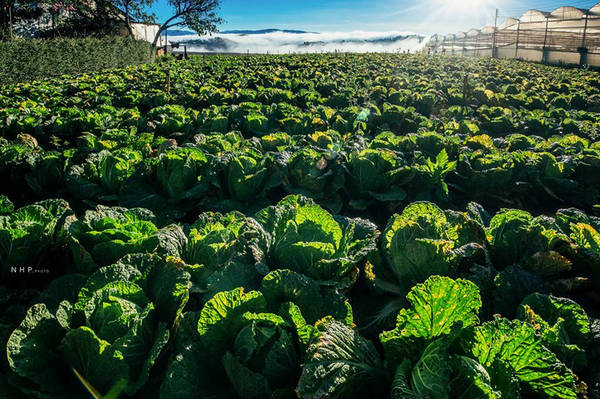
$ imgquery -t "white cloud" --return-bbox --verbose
[169,30,428,53]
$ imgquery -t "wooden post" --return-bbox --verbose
[462,74,469,106]
[166,70,171,95]
[515,20,521,58]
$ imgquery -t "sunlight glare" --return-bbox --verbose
[436,0,495,16]
[414,0,505,33]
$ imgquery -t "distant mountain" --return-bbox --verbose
[221,29,316,35]
[165,28,316,37]
[164,29,196,36]
[178,37,238,51]
[299,34,425,47]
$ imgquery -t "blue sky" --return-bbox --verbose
[151,0,600,34]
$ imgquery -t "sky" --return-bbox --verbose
[150,0,600,35]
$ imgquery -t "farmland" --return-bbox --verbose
[1,53,600,398]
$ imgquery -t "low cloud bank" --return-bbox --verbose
[169,31,428,53]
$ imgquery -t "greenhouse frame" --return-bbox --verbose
[429,2,600,66]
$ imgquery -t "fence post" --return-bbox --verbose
[515,20,521,58]
[542,16,549,63]
[579,13,589,66]
[492,8,498,58]
[166,69,171,95]
[581,13,589,48]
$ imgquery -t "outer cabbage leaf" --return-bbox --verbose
[381,202,460,292]
[6,304,70,393]
[158,211,267,297]
[297,321,386,399]
[0,194,14,215]
[517,293,590,370]
[380,276,481,363]
[518,293,590,348]
[68,206,159,272]
[255,195,378,286]
[487,209,551,268]
[449,356,502,399]
[469,318,579,399]
[0,199,72,274]
[58,326,130,394]
[391,359,419,399]
[197,287,267,359]
[410,339,451,398]
[260,269,352,324]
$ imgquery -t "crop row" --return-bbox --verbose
[2,194,600,398]
[2,128,600,221]
[2,53,600,398]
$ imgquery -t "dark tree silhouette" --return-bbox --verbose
[152,0,221,47]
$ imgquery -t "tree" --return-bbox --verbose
[111,0,156,36]
[1,0,41,40]
[1,0,15,40]
[151,0,222,47]
[34,0,101,37]
[0,0,152,39]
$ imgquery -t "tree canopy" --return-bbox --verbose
[152,0,222,47]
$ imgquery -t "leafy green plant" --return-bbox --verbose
[300,276,585,399]
[120,147,216,218]
[1,53,600,399]
[6,253,190,398]
[255,195,378,287]
[160,288,304,399]
[158,211,268,299]
[344,148,413,210]
[66,149,142,202]
[68,206,160,273]
[0,199,72,275]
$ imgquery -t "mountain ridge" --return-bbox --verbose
[164,28,317,37]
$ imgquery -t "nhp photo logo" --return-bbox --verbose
[9,265,50,275]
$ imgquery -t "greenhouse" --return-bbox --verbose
[430,2,600,66]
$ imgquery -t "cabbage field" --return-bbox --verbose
[1,53,600,398]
